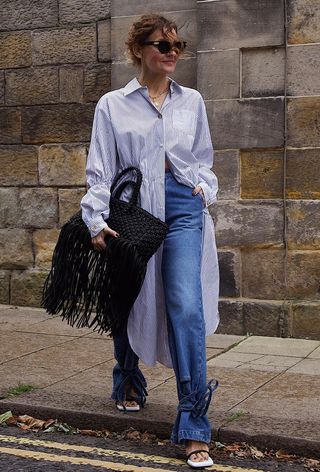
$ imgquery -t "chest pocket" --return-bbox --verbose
[172,109,196,136]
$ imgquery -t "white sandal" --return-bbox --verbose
[186,449,214,469]
[116,400,140,412]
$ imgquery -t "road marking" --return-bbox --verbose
[0,434,267,472]
[0,447,177,471]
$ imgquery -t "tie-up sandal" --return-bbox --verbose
[186,449,214,469]
[116,394,141,412]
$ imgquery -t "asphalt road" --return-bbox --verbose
[0,426,317,471]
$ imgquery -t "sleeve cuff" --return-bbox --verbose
[87,219,109,238]
[197,181,210,207]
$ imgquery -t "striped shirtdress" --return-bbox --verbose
[81,76,220,369]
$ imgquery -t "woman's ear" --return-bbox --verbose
[132,44,142,60]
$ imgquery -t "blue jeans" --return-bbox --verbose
[110,170,219,445]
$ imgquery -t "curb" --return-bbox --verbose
[1,400,319,459]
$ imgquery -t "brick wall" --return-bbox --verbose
[0,0,319,339]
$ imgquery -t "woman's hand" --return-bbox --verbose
[192,185,205,205]
[91,226,120,252]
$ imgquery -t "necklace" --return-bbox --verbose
[149,84,169,107]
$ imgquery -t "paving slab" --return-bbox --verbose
[17,317,93,337]
[206,334,246,349]
[308,346,320,359]
[287,358,320,375]
[231,335,320,357]
[236,363,289,373]
[0,306,52,331]
[6,336,115,369]
[206,365,278,389]
[226,371,320,420]
[205,347,225,359]
[247,354,303,367]
[0,332,76,365]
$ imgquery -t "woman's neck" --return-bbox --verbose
[137,73,169,96]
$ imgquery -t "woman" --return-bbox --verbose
[81,13,220,469]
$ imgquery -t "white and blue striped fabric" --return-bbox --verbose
[81,76,220,368]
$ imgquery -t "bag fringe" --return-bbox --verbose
[41,214,146,338]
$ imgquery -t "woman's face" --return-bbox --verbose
[136,28,182,75]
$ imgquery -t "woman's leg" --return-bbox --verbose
[110,321,148,409]
[161,172,219,448]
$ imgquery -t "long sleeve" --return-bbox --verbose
[192,94,218,207]
[81,96,119,237]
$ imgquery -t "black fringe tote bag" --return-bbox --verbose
[41,166,169,337]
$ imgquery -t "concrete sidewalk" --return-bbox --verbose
[0,304,319,458]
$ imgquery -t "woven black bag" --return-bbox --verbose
[41,166,169,337]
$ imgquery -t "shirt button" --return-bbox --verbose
[160,143,163,148]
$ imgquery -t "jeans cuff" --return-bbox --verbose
[171,429,211,445]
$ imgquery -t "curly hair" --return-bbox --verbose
[125,13,185,67]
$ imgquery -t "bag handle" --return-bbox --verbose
[110,166,142,206]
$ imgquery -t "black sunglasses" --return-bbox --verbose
[141,40,187,54]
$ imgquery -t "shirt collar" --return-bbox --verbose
[123,76,183,96]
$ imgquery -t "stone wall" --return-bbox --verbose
[0,0,112,305]
[0,0,319,339]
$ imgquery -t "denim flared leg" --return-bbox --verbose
[161,171,219,445]
[110,321,148,409]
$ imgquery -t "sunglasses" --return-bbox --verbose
[141,40,187,54]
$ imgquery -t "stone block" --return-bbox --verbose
[33,229,60,269]
[0,229,33,269]
[98,20,111,62]
[0,271,10,304]
[211,200,284,248]
[0,108,21,144]
[214,150,239,200]
[0,188,19,227]
[215,300,244,335]
[287,97,320,147]
[198,0,284,50]
[206,98,284,150]
[291,302,320,340]
[0,71,4,105]
[111,58,196,90]
[84,64,111,103]
[197,50,240,100]
[111,10,196,61]
[112,0,195,16]
[22,103,95,144]
[0,31,32,69]
[218,250,240,297]
[0,0,58,31]
[287,201,320,250]
[0,145,38,185]
[6,67,59,106]
[243,301,287,337]
[287,251,320,300]
[39,144,86,186]
[10,270,49,307]
[242,47,285,97]
[32,26,96,65]
[59,0,110,23]
[288,0,320,44]
[58,188,87,226]
[287,45,320,96]
[18,188,58,229]
[286,148,320,199]
[242,249,286,299]
[241,150,283,199]
[59,66,83,103]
